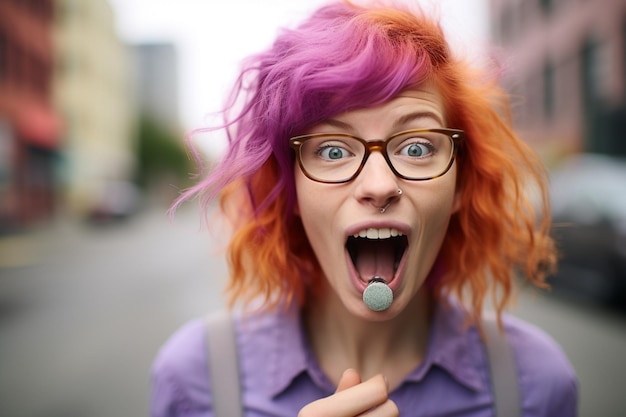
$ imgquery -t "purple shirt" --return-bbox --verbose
[150,300,577,416]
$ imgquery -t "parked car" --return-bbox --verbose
[548,154,626,309]
[88,180,141,223]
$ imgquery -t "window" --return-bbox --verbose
[543,61,556,121]
[581,38,613,153]
[0,31,6,81]
[540,0,553,15]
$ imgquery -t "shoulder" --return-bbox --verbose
[150,318,212,417]
[502,314,579,416]
[150,308,306,417]
[152,318,208,376]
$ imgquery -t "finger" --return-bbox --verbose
[336,368,361,393]
[360,398,399,417]
[300,374,389,417]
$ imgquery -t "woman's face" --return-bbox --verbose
[294,85,459,320]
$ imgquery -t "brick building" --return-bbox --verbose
[0,0,62,231]
[489,0,626,162]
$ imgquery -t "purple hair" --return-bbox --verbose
[176,1,448,216]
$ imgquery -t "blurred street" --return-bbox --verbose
[1,205,625,417]
[0,204,228,417]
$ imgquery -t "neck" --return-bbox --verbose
[303,289,433,390]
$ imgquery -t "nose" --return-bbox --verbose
[354,152,401,212]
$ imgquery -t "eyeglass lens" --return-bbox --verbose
[297,130,454,182]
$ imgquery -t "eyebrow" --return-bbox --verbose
[321,110,445,133]
[392,111,445,130]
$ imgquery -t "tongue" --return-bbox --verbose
[355,240,395,282]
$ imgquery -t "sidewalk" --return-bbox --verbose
[0,214,80,269]
[0,203,176,270]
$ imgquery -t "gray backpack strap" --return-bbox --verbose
[483,314,522,417]
[205,311,243,417]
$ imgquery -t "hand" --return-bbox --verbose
[298,369,399,416]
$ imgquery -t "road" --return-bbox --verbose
[0,205,625,417]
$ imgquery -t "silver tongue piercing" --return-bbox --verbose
[362,277,393,311]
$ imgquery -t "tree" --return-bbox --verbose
[135,115,192,191]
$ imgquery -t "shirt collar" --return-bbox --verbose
[261,303,322,398]
[405,298,485,392]
[262,297,485,398]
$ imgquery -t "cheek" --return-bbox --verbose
[434,166,459,216]
[295,169,314,218]
[411,173,458,242]
[294,170,330,240]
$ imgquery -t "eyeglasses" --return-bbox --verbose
[289,128,464,183]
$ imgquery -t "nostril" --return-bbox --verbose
[376,199,392,213]
[371,188,402,213]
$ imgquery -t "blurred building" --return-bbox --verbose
[53,0,137,218]
[489,0,626,162]
[0,0,62,231]
[131,42,190,202]
[133,43,180,133]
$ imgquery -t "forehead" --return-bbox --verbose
[309,85,446,135]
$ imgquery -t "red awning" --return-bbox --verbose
[17,104,63,150]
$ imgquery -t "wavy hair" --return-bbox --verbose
[175,1,556,321]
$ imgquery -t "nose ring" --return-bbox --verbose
[378,188,403,213]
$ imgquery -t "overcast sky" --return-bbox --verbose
[108,0,489,147]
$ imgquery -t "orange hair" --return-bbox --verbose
[204,2,557,321]
[433,62,556,324]
[219,159,321,311]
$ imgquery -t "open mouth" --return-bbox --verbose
[346,228,409,284]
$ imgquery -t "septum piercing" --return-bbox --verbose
[378,188,403,213]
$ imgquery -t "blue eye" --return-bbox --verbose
[318,145,351,160]
[400,142,433,157]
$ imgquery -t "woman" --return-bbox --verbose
[151,1,578,416]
